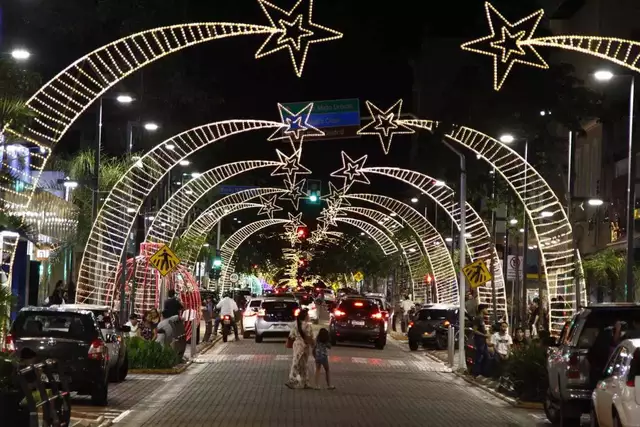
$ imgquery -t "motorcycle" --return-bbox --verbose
[221,315,232,342]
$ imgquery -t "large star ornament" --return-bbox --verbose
[330,152,370,190]
[321,181,350,209]
[271,149,312,179]
[256,0,343,77]
[269,103,325,151]
[279,177,306,210]
[460,2,548,91]
[358,100,415,154]
[257,195,283,219]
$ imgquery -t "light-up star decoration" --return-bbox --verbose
[330,152,370,190]
[284,212,306,246]
[321,181,351,209]
[310,224,329,243]
[269,103,325,151]
[271,149,312,179]
[257,195,283,219]
[358,100,415,155]
[461,2,548,91]
[256,0,344,77]
[279,177,306,210]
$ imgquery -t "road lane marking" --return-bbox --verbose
[388,360,405,366]
[352,357,368,364]
[276,355,291,360]
[112,409,131,423]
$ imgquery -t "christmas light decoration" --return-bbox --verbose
[271,149,312,179]
[257,195,283,219]
[181,188,288,271]
[279,177,306,210]
[76,119,284,305]
[268,103,325,151]
[460,2,547,91]
[330,152,370,190]
[343,195,459,306]
[147,160,281,244]
[220,218,291,290]
[358,100,415,154]
[333,217,398,256]
[256,0,343,77]
[321,181,350,208]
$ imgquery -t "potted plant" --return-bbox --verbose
[0,351,29,425]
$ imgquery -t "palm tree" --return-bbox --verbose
[582,248,626,301]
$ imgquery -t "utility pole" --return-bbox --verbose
[216,220,222,293]
[490,169,498,324]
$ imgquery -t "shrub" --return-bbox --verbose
[501,344,548,402]
[0,351,17,393]
[126,337,182,370]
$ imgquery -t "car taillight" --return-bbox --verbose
[408,321,414,328]
[567,352,580,379]
[223,315,231,320]
[4,334,15,353]
[627,379,636,387]
[294,308,301,317]
[334,309,346,317]
[371,312,383,320]
[257,309,266,317]
[88,339,107,361]
[383,312,389,319]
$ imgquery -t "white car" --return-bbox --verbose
[591,338,640,427]
[242,298,262,338]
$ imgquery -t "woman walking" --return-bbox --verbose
[286,309,314,389]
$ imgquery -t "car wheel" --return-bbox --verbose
[91,377,108,406]
[436,334,447,350]
[117,355,128,382]
[543,388,561,424]
[243,331,251,339]
[255,334,263,343]
[559,400,581,426]
[375,339,386,350]
[589,405,599,427]
[409,340,419,351]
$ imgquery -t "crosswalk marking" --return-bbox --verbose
[236,355,253,360]
[352,357,368,364]
[192,354,436,368]
[276,355,291,361]
[388,360,405,366]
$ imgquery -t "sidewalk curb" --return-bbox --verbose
[424,352,543,410]
[128,336,223,375]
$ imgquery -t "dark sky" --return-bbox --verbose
[2,0,552,224]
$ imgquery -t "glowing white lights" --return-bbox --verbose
[499,134,515,144]
[358,99,415,154]
[116,95,134,104]
[445,237,453,243]
[271,149,312,179]
[330,152,370,190]
[165,143,175,150]
[257,195,283,219]
[179,160,191,166]
[269,103,325,151]
[594,70,614,82]
[279,177,306,210]
[588,198,604,207]
[411,197,419,203]
[11,48,31,60]
[540,211,554,218]
[191,172,202,179]
[144,122,159,131]
[509,218,518,225]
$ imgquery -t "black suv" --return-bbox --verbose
[408,304,460,350]
[7,306,111,405]
[330,298,386,349]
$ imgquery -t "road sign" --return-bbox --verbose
[230,273,239,283]
[462,259,492,289]
[507,255,523,280]
[282,98,360,141]
[219,185,258,195]
[353,271,364,282]
[149,245,181,277]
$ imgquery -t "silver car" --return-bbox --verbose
[254,298,299,343]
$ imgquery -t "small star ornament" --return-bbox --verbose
[269,103,325,151]
[256,0,343,77]
[321,181,351,209]
[461,2,548,91]
[257,195,283,219]
[330,152,370,190]
[358,100,414,154]
[271,149,312,179]
[279,177,306,210]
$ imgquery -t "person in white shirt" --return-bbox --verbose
[489,322,513,361]
[125,314,140,338]
[215,292,240,341]
[400,296,415,332]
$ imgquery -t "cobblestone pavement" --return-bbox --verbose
[104,334,555,427]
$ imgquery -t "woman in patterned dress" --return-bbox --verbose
[285,308,314,389]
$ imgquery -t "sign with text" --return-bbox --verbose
[219,185,258,195]
[282,98,360,141]
[507,255,524,280]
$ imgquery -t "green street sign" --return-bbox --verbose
[283,98,359,114]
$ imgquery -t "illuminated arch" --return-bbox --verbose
[181,187,288,271]
[146,160,281,244]
[220,218,291,289]
[343,195,460,306]
[358,168,508,319]
[76,119,284,305]
[333,217,398,256]
[398,120,584,330]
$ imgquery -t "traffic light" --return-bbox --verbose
[209,269,220,280]
[297,226,308,240]
[213,249,222,268]
[306,179,321,204]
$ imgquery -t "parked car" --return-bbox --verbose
[329,298,386,349]
[294,292,318,323]
[407,304,461,350]
[6,306,114,405]
[56,304,129,382]
[591,338,640,427]
[544,303,640,425]
[242,298,263,338]
[255,298,299,343]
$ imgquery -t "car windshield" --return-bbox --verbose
[249,300,262,308]
[262,301,298,313]
[418,309,455,321]
[13,312,98,341]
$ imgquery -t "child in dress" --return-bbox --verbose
[313,328,335,390]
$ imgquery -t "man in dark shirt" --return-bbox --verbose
[163,289,183,318]
[472,304,491,377]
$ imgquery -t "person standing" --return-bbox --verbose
[465,290,478,320]
[286,309,314,389]
[216,292,239,341]
[163,289,183,318]
[125,314,140,337]
[202,295,215,342]
[48,281,65,305]
[400,295,414,333]
[472,304,491,377]
[313,328,335,390]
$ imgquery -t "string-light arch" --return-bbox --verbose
[333,217,398,256]
[76,120,285,305]
[344,194,461,306]
[146,160,281,244]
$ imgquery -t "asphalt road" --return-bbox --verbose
[77,332,555,427]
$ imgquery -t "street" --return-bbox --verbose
[75,334,550,427]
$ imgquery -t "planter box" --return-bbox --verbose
[0,390,30,426]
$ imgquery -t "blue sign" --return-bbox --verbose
[219,185,258,195]
[283,111,360,130]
